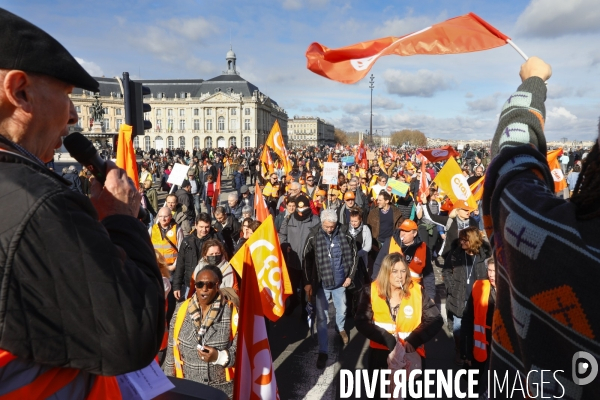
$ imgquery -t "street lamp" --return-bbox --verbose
[369,74,374,145]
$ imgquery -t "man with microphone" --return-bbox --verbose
[0,8,164,398]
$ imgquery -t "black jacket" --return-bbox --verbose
[175,188,195,221]
[213,215,241,257]
[444,241,492,317]
[173,230,223,292]
[424,203,479,259]
[355,283,443,351]
[0,150,163,375]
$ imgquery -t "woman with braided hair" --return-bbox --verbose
[482,56,600,399]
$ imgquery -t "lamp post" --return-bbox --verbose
[369,74,374,145]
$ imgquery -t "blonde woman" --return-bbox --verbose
[355,253,442,372]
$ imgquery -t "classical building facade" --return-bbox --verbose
[287,116,335,147]
[69,49,288,151]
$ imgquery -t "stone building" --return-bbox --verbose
[287,116,335,147]
[69,48,288,151]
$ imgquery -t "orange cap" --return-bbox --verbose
[399,219,418,231]
[454,200,477,212]
[316,189,327,197]
[344,192,356,201]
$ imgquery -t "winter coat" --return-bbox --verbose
[173,230,224,293]
[366,205,404,245]
[279,213,320,270]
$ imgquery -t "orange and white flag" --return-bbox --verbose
[265,120,292,174]
[469,175,485,202]
[116,124,140,190]
[433,157,477,210]
[254,181,270,222]
[547,148,567,193]
[417,160,429,199]
[233,247,280,400]
[260,146,275,176]
[230,215,292,321]
[418,146,461,163]
[306,13,510,84]
[212,169,221,208]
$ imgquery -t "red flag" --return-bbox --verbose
[356,139,368,169]
[417,160,429,199]
[417,146,461,163]
[306,13,509,84]
[254,181,269,222]
[212,169,221,208]
[233,247,280,400]
[116,124,140,190]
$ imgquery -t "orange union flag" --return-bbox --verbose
[116,123,140,190]
[433,157,477,210]
[547,148,567,193]
[265,120,292,174]
[233,247,280,400]
[418,146,461,163]
[306,13,510,84]
[230,215,292,321]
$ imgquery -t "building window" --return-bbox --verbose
[205,136,212,148]
[144,136,151,152]
[75,106,81,113]
[218,116,225,131]
[179,136,185,148]
[156,109,162,117]
[116,108,122,116]
[193,119,200,130]
[103,108,109,115]
[167,119,174,132]
[155,136,163,150]
[133,136,139,149]
[179,109,185,117]
[193,108,199,116]
[244,119,250,130]
[179,120,185,130]
[116,119,123,130]
[245,108,250,115]
[156,119,162,131]
[231,108,237,116]
[103,119,109,129]
[244,136,250,148]
[206,119,213,130]
[193,136,200,149]
[168,109,173,117]
[230,119,237,130]
[206,109,212,116]
[217,136,225,147]
[229,137,236,147]
[167,136,174,149]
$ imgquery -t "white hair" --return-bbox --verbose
[242,205,252,214]
[320,209,338,224]
[228,192,238,201]
[290,182,301,190]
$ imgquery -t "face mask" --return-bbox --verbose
[206,255,222,265]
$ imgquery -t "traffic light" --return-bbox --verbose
[122,72,152,137]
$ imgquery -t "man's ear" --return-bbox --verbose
[3,70,34,113]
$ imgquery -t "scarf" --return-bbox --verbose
[348,223,363,238]
[188,291,223,346]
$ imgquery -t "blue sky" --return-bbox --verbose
[4,0,600,141]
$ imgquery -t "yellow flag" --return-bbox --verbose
[433,157,478,211]
[469,175,485,202]
[265,120,292,174]
[389,237,403,255]
[230,215,293,321]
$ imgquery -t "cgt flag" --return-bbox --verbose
[233,247,280,400]
[116,124,140,190]
[254,180,270,222]
[417,146,461,163]
[306,13,510,84]
[265,120,292,174]
[433,157,478,211]
[469,175,485,202]
[547,148,567,193]
[230,215,292,321]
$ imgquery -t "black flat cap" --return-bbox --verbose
[0,8,99,92]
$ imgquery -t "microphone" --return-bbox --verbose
[63,132,148,222]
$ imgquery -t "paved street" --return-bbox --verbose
[53,158,466,400]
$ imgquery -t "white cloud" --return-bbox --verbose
[547,84,573,99]
[281,0,329,10]
[466,93,502,112]
[516,0,600,37]
[282,0,303,10]
[382,69,454,97]
[373,11,443,37]
[75,57,104,77]
[548,106,578,122]
[162,17,220,41]
[342,95,403,114]
[315,104,338,113]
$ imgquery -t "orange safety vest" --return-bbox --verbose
[389,239,427,282]
[0,349,121,399]
[151,223,178,265]
[172,298,239,381]
[370,281,425,357]
[471,279,491,362]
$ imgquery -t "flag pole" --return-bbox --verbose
[506,39,529,61]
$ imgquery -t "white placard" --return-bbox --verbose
[322,162,339,185]
[116,361,175,400]
[167,163,189,186]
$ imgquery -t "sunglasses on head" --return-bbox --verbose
[195,281,217,289]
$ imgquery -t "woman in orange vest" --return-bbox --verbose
[163,265,239,399]
[460,257,496,395]
[355,253,443,373]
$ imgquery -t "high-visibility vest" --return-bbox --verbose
[172,298,239,381]
[471,279,491,362]
[370,281,425,357]
[389,239,428,282]
[151,223,178,265]
[0,349,121,399]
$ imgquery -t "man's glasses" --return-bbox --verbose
[195,281,217,289]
